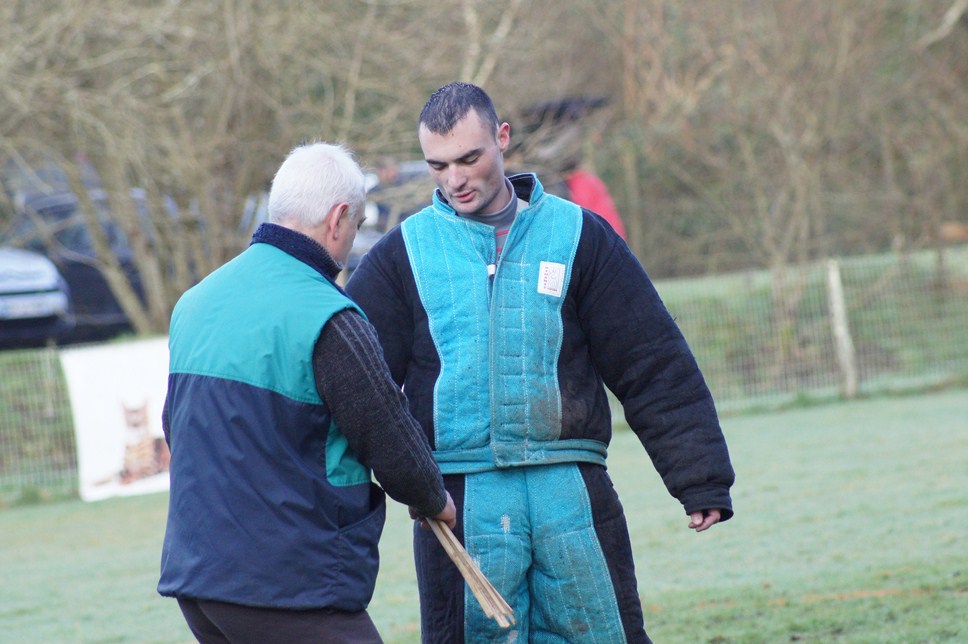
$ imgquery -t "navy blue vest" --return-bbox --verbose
[159,242,385,610]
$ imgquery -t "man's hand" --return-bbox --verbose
[688,508,722,533]
[411,491,457,529]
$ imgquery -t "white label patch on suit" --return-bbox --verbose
[537,261,566,297]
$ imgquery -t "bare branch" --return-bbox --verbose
[915,0,968,51]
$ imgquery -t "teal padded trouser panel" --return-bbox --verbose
[463,464,628,643]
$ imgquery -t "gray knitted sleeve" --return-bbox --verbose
[313,308,447,517]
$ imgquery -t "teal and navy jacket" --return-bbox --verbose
[347,174,734,519]
[158,228,385,610]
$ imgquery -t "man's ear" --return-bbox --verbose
[497,122,511,153]
[328,202,350,239]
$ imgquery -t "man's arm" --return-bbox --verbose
[313,308,453,524]
[344,228,415,385]
[573,213,735,522]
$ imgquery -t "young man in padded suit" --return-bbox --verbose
[347,83,735,643]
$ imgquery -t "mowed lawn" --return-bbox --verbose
[1,389,965,643]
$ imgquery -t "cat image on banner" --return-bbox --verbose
[59,337,171,501]
[91,401,171,486]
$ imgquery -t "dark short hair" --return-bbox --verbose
[419,82,500,135]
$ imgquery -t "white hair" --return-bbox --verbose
[267,142,366,227]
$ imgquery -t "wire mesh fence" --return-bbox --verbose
[658,245,968,413]
[0,346,77,505]
[2,244,967,505]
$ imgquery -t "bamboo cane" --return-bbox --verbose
[428,519,515,628]
[435,520,514,620]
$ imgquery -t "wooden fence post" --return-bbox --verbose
[826,259,859,399]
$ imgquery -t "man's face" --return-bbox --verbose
[419,109,510,216]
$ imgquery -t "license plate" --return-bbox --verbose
[0,292,69,320]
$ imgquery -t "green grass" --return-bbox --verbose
[1,389,966,643]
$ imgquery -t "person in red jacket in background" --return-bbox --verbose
[564,162,627,240]
[507,96,628,241]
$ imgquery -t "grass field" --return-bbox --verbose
[1,388,965,643]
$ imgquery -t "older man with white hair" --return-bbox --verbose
[159,141,455,644]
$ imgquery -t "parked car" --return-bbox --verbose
[8,191,139,342]
[0,246,75,348]
[2,157,148,343]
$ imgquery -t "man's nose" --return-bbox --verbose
[445,166,466,188]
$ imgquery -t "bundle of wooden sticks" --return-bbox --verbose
[428,519,516,629]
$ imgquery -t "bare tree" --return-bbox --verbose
[1,0,964,339]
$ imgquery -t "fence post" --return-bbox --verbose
[826,259,859,399]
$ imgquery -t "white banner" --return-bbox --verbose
[60,337,170,502]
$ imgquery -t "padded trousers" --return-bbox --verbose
[414,462,651,643]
